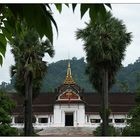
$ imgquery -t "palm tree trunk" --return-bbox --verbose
[24,72,33,136]
[101,69,109,136]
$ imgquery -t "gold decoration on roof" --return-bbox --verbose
[64,61,75,84]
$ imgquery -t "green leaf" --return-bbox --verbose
[89,4,107,24]
[55,4,62,13]
[65,4,69,7]
[80,4,89,19]
[0,54,3,66]
[105,4,112,9]
[45,4,51,10]
[1,27,12,42]
[89,5,98,23]
[0,33,6,46]
[8,4,58,44]
[35,5,58,43]
[0,42,6,57]
[0,33,7,57]
[43,5,58,40]
[98,5,107,17]
[72,4,77,12]
[20,5,51,41]
[3,20,14,34]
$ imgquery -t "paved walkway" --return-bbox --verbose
[37,127,94,136]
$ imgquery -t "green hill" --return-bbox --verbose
[112,57,140,92]
[41,57,93,92]
[1,57,140,93]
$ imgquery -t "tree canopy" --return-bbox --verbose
[76,11,132,92]
[10,21,54,97]
[0,4,111,65]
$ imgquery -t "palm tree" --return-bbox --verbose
[76,11,132,136]
[10,22,54,136]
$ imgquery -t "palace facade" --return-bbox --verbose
[10,62,135,131]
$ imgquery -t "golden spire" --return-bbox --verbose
[64,61,75,84]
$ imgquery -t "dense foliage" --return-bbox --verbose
[122,87,140,136]
[10,23,54,97]
[122,105,140,136]
[41,57,93,92]
[112,57,140,92]
[0,4,111,66]
[94,125,120,136]
[0,90,18,136]
[76,11,132,93]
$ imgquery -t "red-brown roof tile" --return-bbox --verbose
[9,92,136,115]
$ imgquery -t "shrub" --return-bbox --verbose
[94,124,120,136]
[0,124,18,136]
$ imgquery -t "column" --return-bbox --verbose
[100,118,103,123]
[62,111,65,126]
[112,117,115,127]
[36,117,39,124]
[124,114,127,124]
[50,115,52,124]
[74,110,77,127]
[51,115,54,123]
[85,115,87,123]
[12,116,15,124]
[48,116,50,126]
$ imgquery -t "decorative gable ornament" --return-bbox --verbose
[58,89,81,101]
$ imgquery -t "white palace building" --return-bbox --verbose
[10,62,135,131]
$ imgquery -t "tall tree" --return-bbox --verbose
[76,11,132,136]
[10,21,54,136]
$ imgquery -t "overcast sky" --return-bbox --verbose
[0,4,140,83]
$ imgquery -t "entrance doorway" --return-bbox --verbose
[65,112,73,126]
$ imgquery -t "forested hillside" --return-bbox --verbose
[1,57,140,93]
[41,57,93,92]
[112,57,140,92]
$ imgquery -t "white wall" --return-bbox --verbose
[77,105,85,126]
[53,103,85,127]
[85,114,128,129]
[11,110,129,130]
[11,114,53,130]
